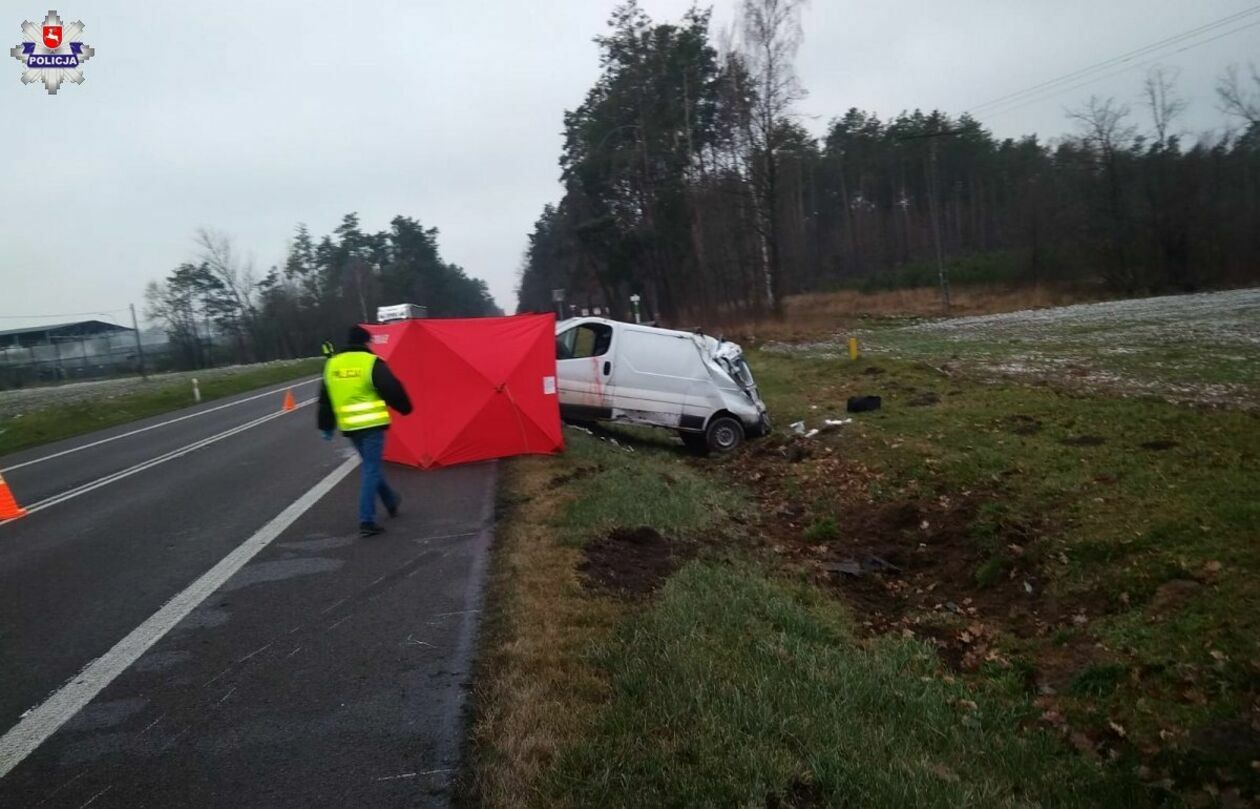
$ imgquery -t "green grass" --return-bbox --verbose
[804,515,840,542]
[546,563,1149,808]
[1068,664,1128,698]
[555,429,743,545]
[0,360,322,457]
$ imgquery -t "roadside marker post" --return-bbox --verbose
[848,337,860,361]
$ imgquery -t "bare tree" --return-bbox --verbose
[738,0,809,314]
[1069,96,1137,155]
[1068,96,1138,291]
[1216,63,1260,128]
[1142,66,1187,147]
[144,269,207,369]
[194,228,259,362]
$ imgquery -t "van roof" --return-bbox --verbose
[557,316,705,341]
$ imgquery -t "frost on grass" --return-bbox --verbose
[773,289,1260,407]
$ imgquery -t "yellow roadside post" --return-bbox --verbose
[848,337,860,361]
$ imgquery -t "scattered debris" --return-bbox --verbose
[825,556,902,578]
[846,395,882,413]
[566,423,636,453]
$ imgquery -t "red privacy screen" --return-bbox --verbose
[363,313,563,469]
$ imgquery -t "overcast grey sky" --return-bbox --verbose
[3,0,1257,328]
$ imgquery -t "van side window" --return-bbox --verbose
[557,323,612,360]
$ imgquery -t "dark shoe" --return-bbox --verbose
[359,522,385,537]
[387,495,401,519]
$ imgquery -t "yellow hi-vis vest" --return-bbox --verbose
[325,352,391,432]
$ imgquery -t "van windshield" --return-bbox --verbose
[730,358,756,390]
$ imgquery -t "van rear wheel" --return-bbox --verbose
[705,416,745,453]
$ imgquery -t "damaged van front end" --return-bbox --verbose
[698,334,771,438]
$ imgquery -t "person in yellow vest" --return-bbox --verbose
[318,325,414,537]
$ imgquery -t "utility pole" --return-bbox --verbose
[129,303,148,380]
[926,139,951,311]
[900,126,960,312]
[355,264,369,323]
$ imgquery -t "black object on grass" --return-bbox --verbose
[847,396,882,413]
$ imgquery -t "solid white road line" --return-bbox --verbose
[1,377,320,474]
[0,454,359,779]
[0,399,315,525]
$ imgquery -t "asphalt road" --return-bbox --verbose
[0,378,497,808]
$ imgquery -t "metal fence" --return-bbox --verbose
[0,333,178,389]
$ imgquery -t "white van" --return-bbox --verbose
[554,317,770,453]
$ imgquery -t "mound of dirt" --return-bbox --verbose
[579,527,683,597]
[1060,435,1107,447]
[1004,415,1043,435]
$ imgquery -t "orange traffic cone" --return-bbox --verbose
[0,472,27,521]
[282,389,296,412]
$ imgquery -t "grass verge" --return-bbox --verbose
[469,404,1184,805]
[469,296,1258,806]
[0,359,321,457]
[547,562,1144,808]
[465,429,736,806]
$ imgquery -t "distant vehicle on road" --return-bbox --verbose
[554,317,770,453]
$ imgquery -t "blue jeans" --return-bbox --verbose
[347,429,398,525]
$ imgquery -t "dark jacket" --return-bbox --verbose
[317,347,414,433]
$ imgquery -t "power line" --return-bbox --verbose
[977,19,1260,121]
[0,309,130,321]
[969,5,1260,114]
[967,5,1260,116]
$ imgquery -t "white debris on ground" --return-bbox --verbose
[565,423,636,452]
[790,417,852,439]
[0,359,316,420]
[770,288,1260,408]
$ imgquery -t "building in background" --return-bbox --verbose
[0,320,172,389]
